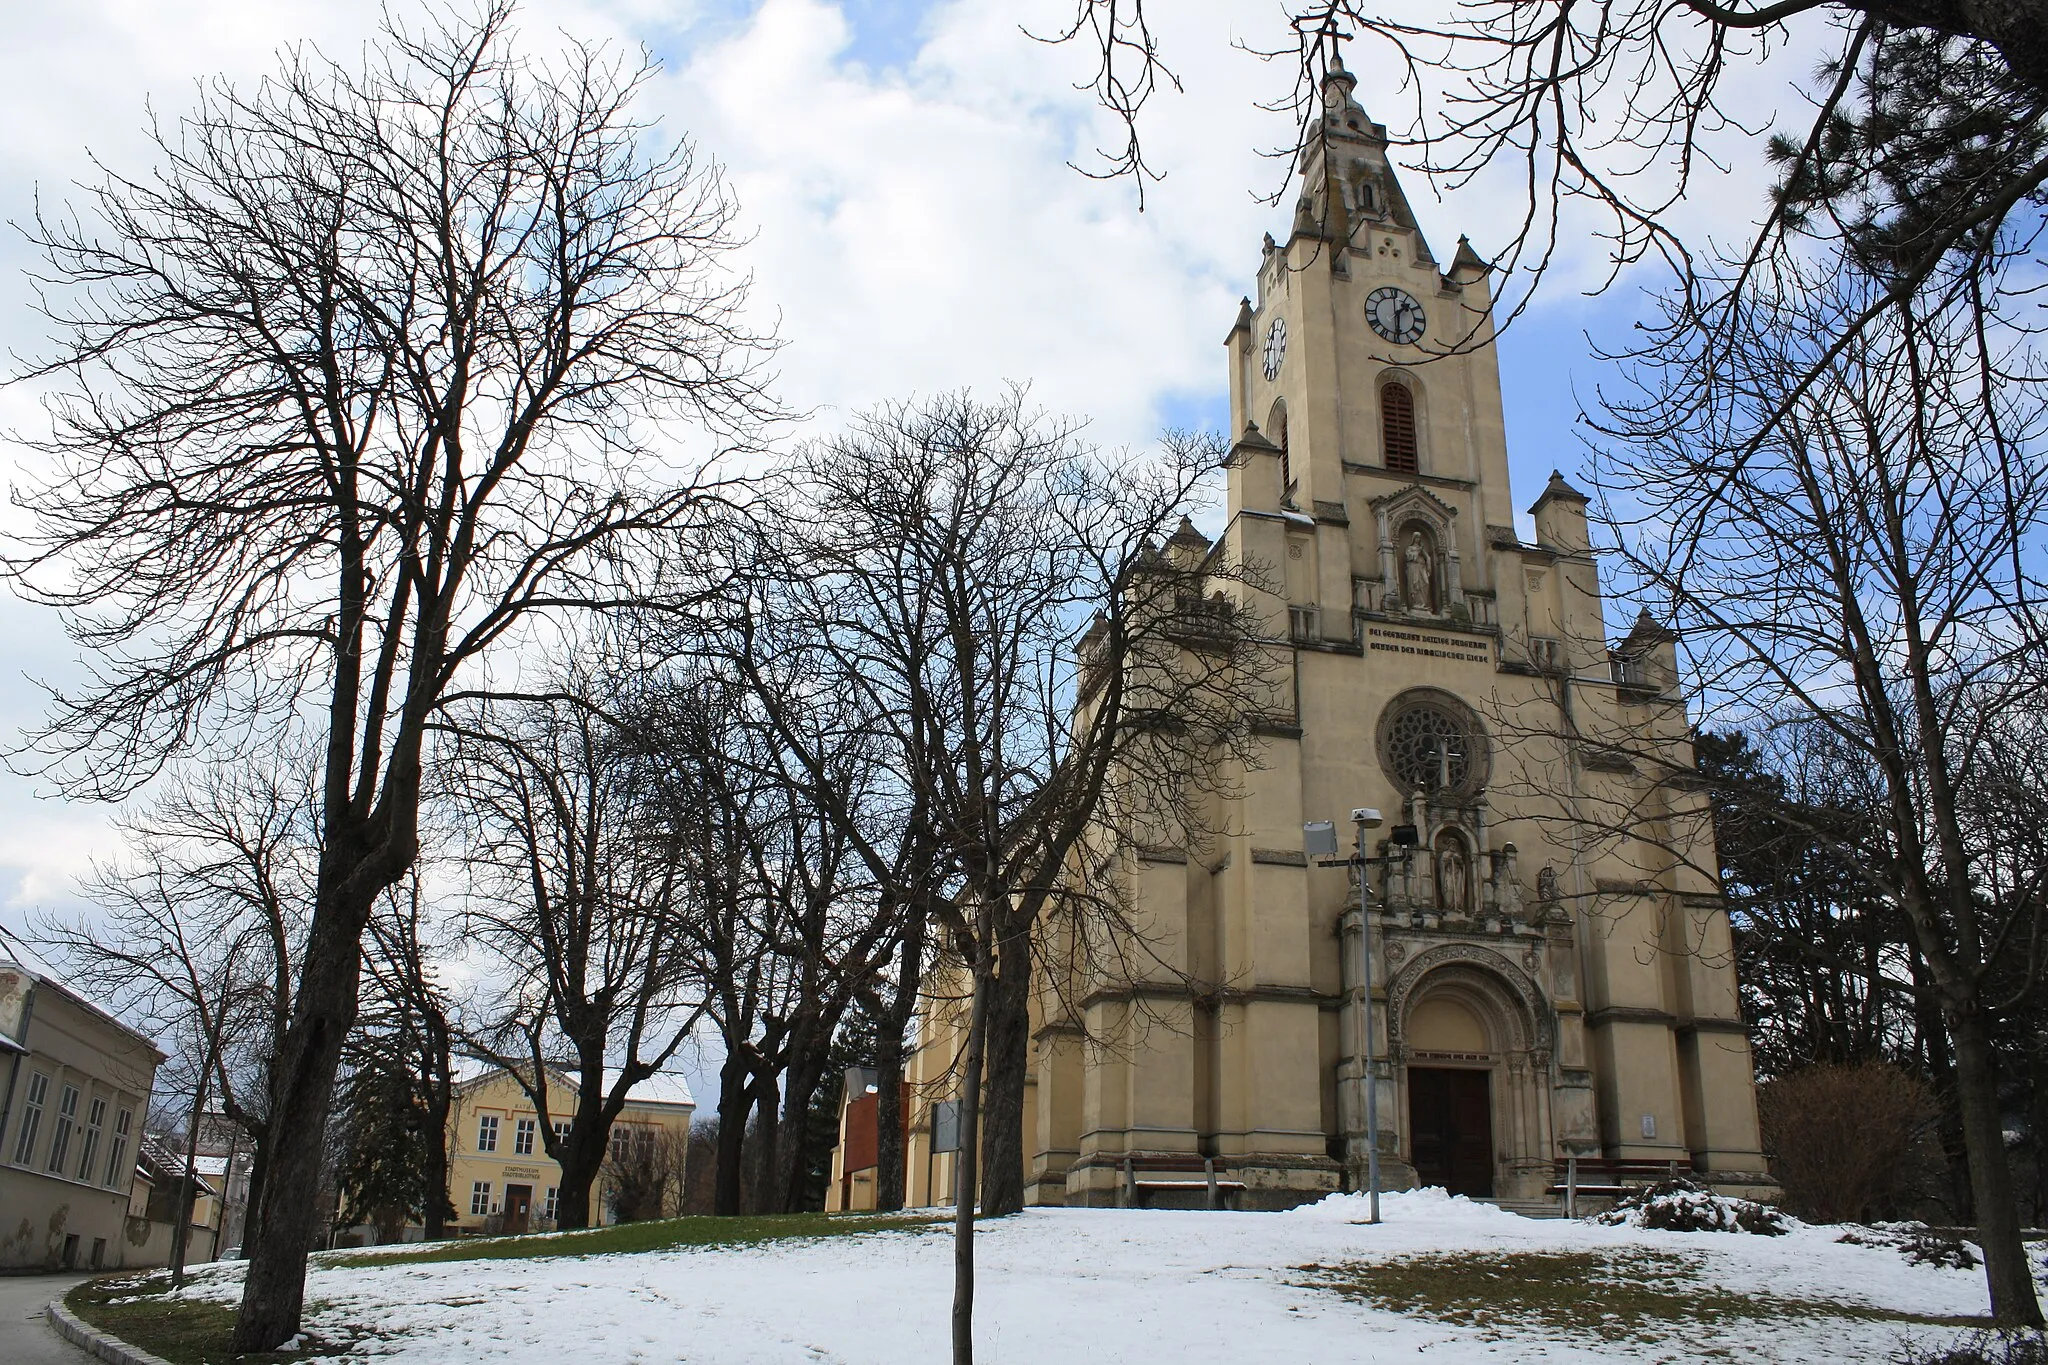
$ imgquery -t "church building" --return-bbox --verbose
[874,59,1773,1215]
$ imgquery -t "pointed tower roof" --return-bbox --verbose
[1453,235,1491,276]
[1289,51,1434,262]
[1233,420,1283,455]
[1529,470,1590,514]
[1621,606,1676,650]
[1225,295,1254,344]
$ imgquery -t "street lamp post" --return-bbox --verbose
[1306,807,1385,1224]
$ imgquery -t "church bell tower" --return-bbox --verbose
[1011,55,1775,1211]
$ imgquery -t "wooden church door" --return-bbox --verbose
[1408,1067,1495,1197]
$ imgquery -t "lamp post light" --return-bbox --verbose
[1306,806,1385,1224]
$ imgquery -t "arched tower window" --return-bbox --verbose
[1268,398,1290,490]
[1381,381,1418,474]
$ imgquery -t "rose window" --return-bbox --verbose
[1377,691,1487,798]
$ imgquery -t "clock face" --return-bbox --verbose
[1367,287,1426,345]
[1262,317,1287,380]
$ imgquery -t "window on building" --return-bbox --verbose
[12,1072,48,1165]
[46,1084,80,1174]
[514,1117,535,1156]
[470,1181,492,1217]
[1381,381,1418,473]
[77,1096,107,1183]
[477,1114,499,1153]
[552,1120,571,1146]
[543,1186,558,1220]
[104,1108,132,1187]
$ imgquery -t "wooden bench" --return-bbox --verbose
[1119,1155,1247,1210]
[1548,1156,1697,1218]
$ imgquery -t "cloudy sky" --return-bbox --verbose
[0,0,1805,1094]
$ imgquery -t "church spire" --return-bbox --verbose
[1292,47,1435,264]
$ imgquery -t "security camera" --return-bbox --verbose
[1351,807,1383,826]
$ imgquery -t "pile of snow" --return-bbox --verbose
[1287,1185,1527,1226]
[1593,1178,1793,1235]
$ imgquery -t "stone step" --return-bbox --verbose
[1483,1197,1568,1220]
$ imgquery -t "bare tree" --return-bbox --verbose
[447,660,709,1230]
[3,4,772,1345]
[359,876,458,1239]
[1583,251,2048,1324]
[36,761,314,1264]
[601,1124,690,1222]
[723,388,1270,1364]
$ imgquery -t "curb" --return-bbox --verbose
[44,1297,177,1365]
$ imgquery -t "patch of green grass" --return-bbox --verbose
[323,1210,943,1268]
[65,1273,367,1365]
[1298,1249,1987,1357]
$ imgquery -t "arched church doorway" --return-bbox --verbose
[1404,992,1495,1196]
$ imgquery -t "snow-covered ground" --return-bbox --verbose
[155,1191,2036,1363]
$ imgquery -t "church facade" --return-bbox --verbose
[887,61,1773,1214]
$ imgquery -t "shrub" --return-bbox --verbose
[1897,1330,2048,1365]
[1593,1178,1793,1235]
[1758,1062,1932,1224]
[1837,1224,1980,1270]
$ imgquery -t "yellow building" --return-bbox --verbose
[445,1067,694,1234]
[0,926,163,1270]
[882,58,1772,1214]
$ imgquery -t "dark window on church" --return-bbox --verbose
[1382,382,1418,473]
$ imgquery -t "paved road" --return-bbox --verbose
[0,1273,93,1364]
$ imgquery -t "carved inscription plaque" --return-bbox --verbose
[1365,626,1493,667]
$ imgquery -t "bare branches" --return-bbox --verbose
[0,5,777,1344]
[1589,248,2048,1324]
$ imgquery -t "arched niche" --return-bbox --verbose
[1434,828,1474,917]
[1368,486,1463,618]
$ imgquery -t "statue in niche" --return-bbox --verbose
[1402,529,1437,612]
[1437,841,1469,915]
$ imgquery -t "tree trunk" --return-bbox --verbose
[776,1050,829,1214]
[1949,1007,2043,1327]
[554,1136,605,1230]
[240,1127,270,1254]
[171,1057,218,1286]
[714,1053,752,1215]
[231,906,372,1351]
[421,1084,451,1239]
[747,1065,782,1214]
[875,916,926,1212]
[977,914,1034,1217]
[952,961,992,1365]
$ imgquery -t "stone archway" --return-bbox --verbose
[1386,944,1557,1201]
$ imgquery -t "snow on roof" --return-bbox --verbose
[0,922,164,1059]
[624,1072,694,1109]
[453,1061,692,1110]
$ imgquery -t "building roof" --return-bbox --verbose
[137,1133,220,1196]
[454,1060,694,1111]
[0,922,165,1061]
[625,1072,695,1110]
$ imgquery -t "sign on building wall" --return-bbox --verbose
[930,1100,960,1154]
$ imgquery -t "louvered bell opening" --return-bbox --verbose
[1382,382,1418,473]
